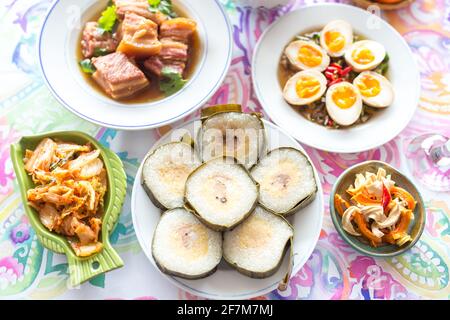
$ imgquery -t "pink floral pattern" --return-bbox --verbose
[0,0,448,299]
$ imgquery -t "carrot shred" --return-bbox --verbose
[353,212,382,246]
[334,194,350,217]
[351,192,380,206]
[391,187,416,211]
[384,209,413,243]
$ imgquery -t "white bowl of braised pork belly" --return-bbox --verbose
[39,0,232,130]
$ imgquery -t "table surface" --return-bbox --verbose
[0,0,449,300]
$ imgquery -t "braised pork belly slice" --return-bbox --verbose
[92,52,149,99]
[143,19,196,77]
[114,0,167,25]
[81,22,118,58]
[143,40,188,76]
[143,56,186,77]
[160,18,197,44]
[117,12,162,57]
[159,38,188,61]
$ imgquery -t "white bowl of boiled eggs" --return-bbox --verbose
[252,3,420,153]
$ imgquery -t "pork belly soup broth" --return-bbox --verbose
[77,0,201,103]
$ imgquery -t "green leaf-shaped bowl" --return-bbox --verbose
[330,160,426,257]
[11,131,126,286]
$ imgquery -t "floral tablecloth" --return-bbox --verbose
[0,0,449,300]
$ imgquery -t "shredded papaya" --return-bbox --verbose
[391,187,416,211]
[383,234,396,245]
[334,194,350,216]
[341,168,418,248]
[353,212,382,246]
[384,209,413,244]
[351,192,380,206]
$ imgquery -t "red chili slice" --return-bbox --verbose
[339,66,353,77]
[381,183,391,213]
[329,63,342,69]
[326,66,340,74]
[325,71,336,80]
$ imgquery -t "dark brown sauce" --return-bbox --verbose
[77,6,201,104]
[278,29,387,129]
[277,56,294,91]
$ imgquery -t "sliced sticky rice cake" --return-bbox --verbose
[152,208,222,279]
[142,142,201,209]
[223,206,294,279]
[185,157,258,231]
[199,111,266,169]
[251,147,317,216]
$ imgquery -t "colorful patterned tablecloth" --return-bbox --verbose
[0,0,449,300]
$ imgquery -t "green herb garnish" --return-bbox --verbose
[148,0,177,18]
[93,47,110,57]
[97,5,117,34]
[311,33,320,44]
[375,53,389,75]
[159,67,187,96]
[80,59,96,74]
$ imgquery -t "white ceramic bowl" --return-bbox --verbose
[252,3,420,153]
[39,0,232,130]
[131,119,324,300]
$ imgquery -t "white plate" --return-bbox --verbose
[252,3,420,153]
[39,0,232,130]
[131,119,324,300]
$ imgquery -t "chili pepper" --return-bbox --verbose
[328,78,344,86]
[329,63,342,69]
[325,66,340,74]
[324,71,336,80]
[381,183,391,213]
[339,66,352,77]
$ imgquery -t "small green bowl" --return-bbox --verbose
[11,131,127,286]
[330,160,425,257]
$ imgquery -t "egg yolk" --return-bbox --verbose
[325,31,345,53]
[297,45,323,67]
[295,76,321,99]
[332,86,357,109]
[356,76,381,97]
[351,46,375,65]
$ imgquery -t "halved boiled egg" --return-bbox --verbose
[353,71,394,108]
[326,82,362,126]
[283,70,327,105]
[344,40,386,72]
[284,40,330,72]
[320,20,353,57]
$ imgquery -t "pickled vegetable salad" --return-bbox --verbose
[24,138,107,257]
[334,168,416,247]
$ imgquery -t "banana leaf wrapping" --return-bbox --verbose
[223,207,294,291]
[250,147,318,217]
[141,137,200,210]
[197,104,267,169]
